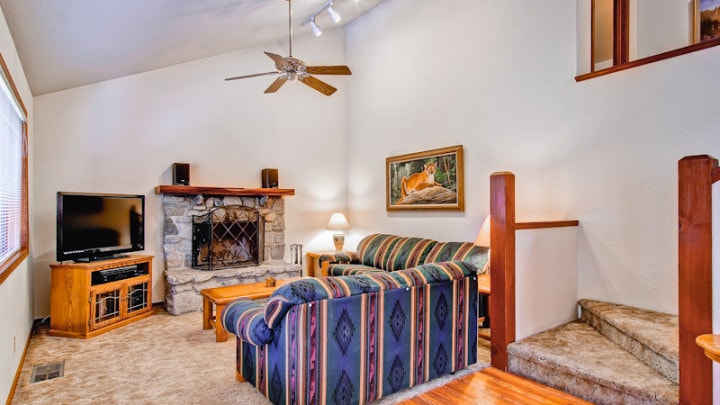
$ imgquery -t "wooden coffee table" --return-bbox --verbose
[200,278,298,342]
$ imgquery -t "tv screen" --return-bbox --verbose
[57,192,145,262]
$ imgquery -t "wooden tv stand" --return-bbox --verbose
[49,255,153,338]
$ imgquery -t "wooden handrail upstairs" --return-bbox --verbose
[678,154,716,405]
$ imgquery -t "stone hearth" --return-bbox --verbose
[164,264,300,315]
[156,186,300,315]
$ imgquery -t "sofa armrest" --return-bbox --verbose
[319,251,360,276]
[221,298,274,346]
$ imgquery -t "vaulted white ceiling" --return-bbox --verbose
[0,0,384,95]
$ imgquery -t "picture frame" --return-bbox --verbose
[694,0,720,43]
[386,145,464,211]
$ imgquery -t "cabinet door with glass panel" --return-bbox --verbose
[90,277,151,331]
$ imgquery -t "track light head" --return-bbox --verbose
[327,5,341,24]
[310,19,322,36]
[301,0,341,35]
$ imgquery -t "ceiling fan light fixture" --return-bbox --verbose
[310,19,322,36]
[225,0,351,96]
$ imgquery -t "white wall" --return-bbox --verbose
[635,0,693,59]
[346,0,720,315]
[516,227,579,340]
[0,5,34,402]
[31,29,351,316]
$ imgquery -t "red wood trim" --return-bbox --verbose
[678,155,716,405]
[590,0,596,73]
[155,185,295,197]
[576,37,720,82]
[613,0,630,65]
[489,172,516,371]
[515,220,579,230]
[712,167,720,184]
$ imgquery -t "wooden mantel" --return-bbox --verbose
[154,185,295,197]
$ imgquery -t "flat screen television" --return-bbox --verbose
[57,192,145,262]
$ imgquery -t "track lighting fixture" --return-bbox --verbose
[326,5,341,24]
[310,19,322,36]
[301,0,342,36]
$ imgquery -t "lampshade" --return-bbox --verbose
[326,212,350,230]
[474,215,491,247]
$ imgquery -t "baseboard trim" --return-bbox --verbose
[5,324,33,405]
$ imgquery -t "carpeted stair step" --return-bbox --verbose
[579,299,678,384]
[508,321,678,405]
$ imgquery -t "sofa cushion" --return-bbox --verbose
[424,241,489,272]
[264,261,475,329]
[384,237,437,271]
[327,264,388,276]
[356,233,402,269]
[318,251,361,269]
[221,298,274,345]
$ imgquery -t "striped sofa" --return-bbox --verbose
[319,233,488,277]
[222,261,479,405]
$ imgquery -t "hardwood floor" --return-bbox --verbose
[400,367,592,405]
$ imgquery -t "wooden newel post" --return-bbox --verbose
[490,172,516,371]
[678,155,716,405]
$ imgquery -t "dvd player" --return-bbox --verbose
[91,265,147,285]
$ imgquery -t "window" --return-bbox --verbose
[0,52,28,285]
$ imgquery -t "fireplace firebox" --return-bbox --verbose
[192,205,263,271]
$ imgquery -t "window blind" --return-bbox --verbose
[0,70,25,265]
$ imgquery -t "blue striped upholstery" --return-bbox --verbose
[425,242,488,272]
[222,261,478,405]
[325,234,489,277]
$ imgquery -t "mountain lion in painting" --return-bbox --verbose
[401,163,442,199]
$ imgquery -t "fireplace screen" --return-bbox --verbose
[192,205,263,270]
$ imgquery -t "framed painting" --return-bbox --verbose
[695,0,720,43]
[386,145,464,211]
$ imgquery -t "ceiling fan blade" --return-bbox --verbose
[264,52,290,68]
[305,66,352,75]
[264,77,288,93]
[225,71,278,81]
[300,75,337,96]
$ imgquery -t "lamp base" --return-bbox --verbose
[332,233,345,252]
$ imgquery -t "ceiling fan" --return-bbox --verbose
[225,0,352,96]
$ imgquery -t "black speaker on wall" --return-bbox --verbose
[173,163,190,185]
[261,168,278,188]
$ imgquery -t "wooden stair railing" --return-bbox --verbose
[488,172,579,371]
[490,172,516,370]
[678,155,717,405]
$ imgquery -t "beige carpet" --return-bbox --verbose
[12,307,490,404]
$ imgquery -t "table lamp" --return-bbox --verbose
[474,215,491,273]
[326,212,350,251]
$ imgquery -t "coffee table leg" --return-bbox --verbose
[202,297,212,330]
[215,303,228,342]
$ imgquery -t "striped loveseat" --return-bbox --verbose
[222,262,479,405]
[319,233,488,277]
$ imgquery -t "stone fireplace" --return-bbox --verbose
[156,186,301,315]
